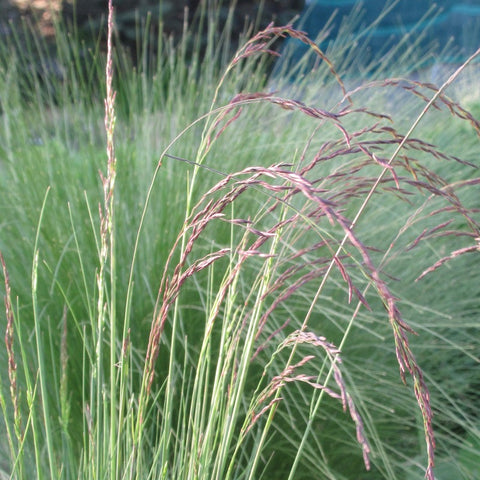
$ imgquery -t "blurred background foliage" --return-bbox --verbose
[0,1,305,58]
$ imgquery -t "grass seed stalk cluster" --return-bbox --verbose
[1,1,480,479]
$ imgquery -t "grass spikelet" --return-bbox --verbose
[1,252,23,471]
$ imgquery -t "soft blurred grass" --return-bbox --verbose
[1,2,479,479]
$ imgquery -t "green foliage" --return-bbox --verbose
[0,2,479,480]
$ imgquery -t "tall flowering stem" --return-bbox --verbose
[92,0,118,476]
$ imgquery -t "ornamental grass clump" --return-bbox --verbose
[1,2,479,479]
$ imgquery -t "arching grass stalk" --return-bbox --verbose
[156,34,479,480]
[130,21,352,471]
[285,46,480,480]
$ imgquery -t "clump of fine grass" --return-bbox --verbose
[1,2,480,480]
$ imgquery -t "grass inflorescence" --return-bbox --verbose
[1,2,479,479]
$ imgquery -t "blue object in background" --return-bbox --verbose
[285,0,480,71]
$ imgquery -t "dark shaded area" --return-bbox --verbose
[63,1,305,39]
[0,1,306,57]
[65,0,305,64]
